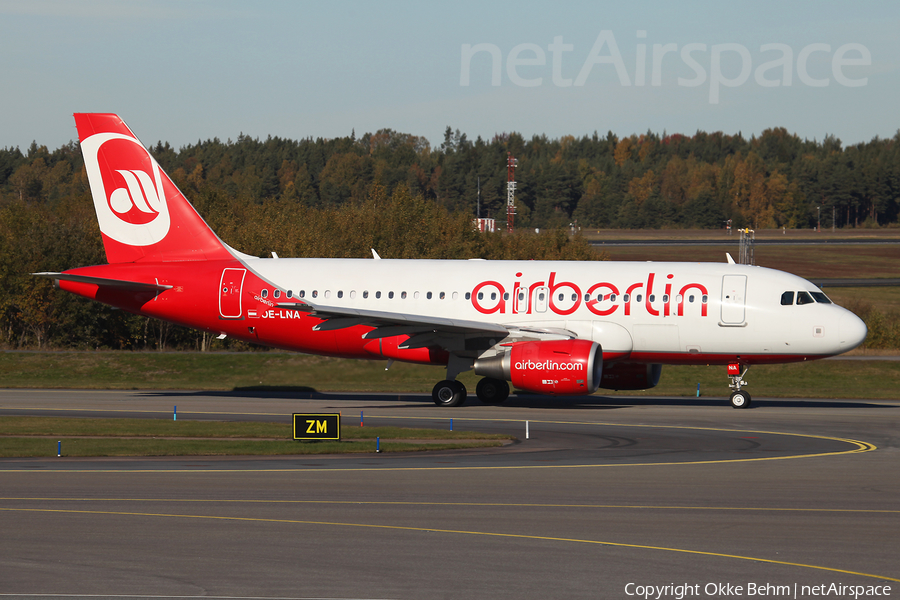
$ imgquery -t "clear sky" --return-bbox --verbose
[1,0,898,151]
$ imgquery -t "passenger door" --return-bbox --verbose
[720,275,747,325]
[219,268,246,319]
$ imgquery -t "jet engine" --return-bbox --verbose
[598,362,662,390]
[474,339,602,395]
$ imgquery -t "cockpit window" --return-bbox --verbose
[781,291,794,305]
[810,292,832,304]
[796,291,815,305]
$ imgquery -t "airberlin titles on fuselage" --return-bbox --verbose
[246,271,711,320]
[471,271,710,317]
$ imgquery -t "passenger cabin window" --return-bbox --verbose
[388,292,394,299]
[261,289,268,298]
[363,291,368,299]
[797,291,815,305]
[781,291,794,306]
[273,290,281,299]
[427,292,432,299]
[299,290,305,298]
[376,291,381,299]
[287,290,293,299]
[337,291,343,299]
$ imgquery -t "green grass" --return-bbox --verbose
[0,351,442,391]
[0,438,505,457]
[582,228,900,242]
[0,417,510,457]
[610,360,900,400]
[825,287,900,313]
[601,244,900,280]
[0,351,897,399]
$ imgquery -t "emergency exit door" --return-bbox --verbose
[219,268,246,319]
[720,275,747,324]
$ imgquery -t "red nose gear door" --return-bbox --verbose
[219,268,246,319]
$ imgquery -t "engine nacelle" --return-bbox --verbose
[474,339,602,396]
[598,362,662,391]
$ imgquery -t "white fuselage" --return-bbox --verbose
[242,257,866,364]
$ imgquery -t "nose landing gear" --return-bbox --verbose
[728,363,751,409]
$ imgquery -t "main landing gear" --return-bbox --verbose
[432,380,467,407]
[431,377,512,407]
[475,377,510,405]
[431,355,512,407]
[728,363,751,409]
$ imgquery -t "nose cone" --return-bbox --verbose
[839,310,868,351]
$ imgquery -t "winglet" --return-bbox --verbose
[726,253,736,264]
[371,249,381,260]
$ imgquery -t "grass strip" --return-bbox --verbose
[0,438,504,457]
[1,352,898,399]
[0,417,510,457]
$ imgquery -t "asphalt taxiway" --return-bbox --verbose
[1,389,898,599]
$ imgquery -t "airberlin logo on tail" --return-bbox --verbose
[109,169,162,221]
[80,132,171,246]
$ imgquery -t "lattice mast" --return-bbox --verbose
[739,228,755,265]
[506,153,518,233]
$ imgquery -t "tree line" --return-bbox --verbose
[5,125,900,232]
[1,124,899,350]
[0,176,596,350]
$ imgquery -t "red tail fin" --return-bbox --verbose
[75,113,233,264]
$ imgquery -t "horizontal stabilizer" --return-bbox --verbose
[33,272,173,292]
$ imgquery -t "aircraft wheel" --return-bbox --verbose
[730,390,751,409]
[476,377,510,404]
[432,380,467,407]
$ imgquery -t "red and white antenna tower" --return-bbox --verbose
[506,152,518,233]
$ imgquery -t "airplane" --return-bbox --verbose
[35,114,868,409]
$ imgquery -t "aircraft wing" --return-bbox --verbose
[33,272,173,292]
[278,301,509,338]
[279,301,577,358]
